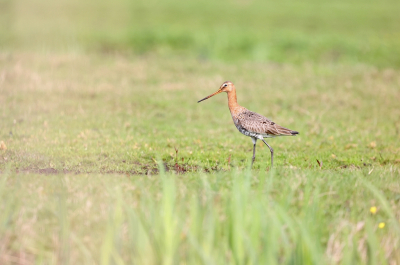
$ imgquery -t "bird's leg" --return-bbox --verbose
[251,137,257,167]
[252,144,256,166]
[261,139,274,167]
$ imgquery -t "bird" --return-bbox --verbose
[198,81,298,168]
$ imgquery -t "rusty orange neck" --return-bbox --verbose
[227,88,242,115]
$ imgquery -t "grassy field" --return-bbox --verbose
[0,169,399,264]
[1,0,400,264]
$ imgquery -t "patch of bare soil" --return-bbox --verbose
[0,162,203,175]
[130,162,200,175]
[17,167,74,175]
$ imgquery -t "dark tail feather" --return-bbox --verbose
[275,125,299,136]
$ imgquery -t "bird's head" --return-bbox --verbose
[198,81,234,103]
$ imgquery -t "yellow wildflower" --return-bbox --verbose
[370,206,377,215]
[378,222,385,229]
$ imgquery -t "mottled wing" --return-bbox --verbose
[237,109,296,136]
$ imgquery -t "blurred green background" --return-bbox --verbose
[2,0,400,67]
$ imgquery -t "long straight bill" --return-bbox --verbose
[197,90,222,103]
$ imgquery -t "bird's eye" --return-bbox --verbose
[223,84,228,87]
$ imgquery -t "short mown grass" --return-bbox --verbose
[1,53,399,173]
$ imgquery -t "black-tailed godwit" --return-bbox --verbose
[198,81,298,167]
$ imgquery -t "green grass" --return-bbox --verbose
[1,0,400,263]
[3,0,400,67]
[1,168,400,264]
[1,53,399,172]
[123,0,400,67]
[1,49,399,265]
